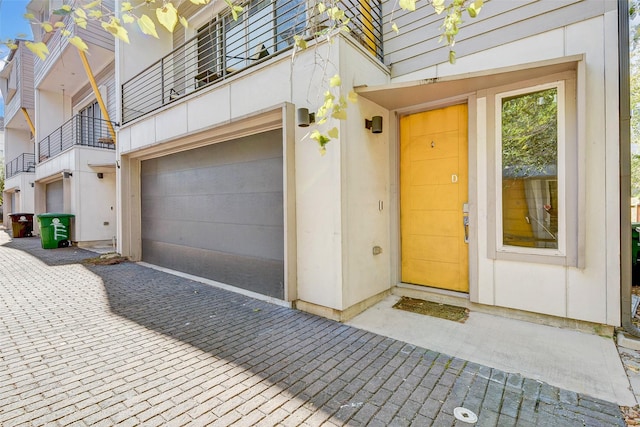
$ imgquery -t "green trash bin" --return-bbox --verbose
[37,213,74,249]
[633,223,640,266]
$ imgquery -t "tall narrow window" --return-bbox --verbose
[497,82,565,253]
[78,101,103,147]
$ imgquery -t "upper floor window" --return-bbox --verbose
[496,82,566,255]
[78,101,106,147]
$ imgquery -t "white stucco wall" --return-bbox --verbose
[462,14,619,325]
[117,36,392,311]
[35,147,116,243]
[115,9,621,326]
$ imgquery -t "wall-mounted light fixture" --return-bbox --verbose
[97,173,104,179]
[30,182,34,188]
[297,108,315,128]
[365,116,383,134]
[15,189,20,193]
[63,171,73,178]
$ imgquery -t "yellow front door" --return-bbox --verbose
[400,104,469,292]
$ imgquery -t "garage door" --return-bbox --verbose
[141,129,284,298]
[46,180,64,213]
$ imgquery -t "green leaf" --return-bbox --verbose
[328,127,339,139]
[180,16,189,29]
[25,41,49,60]
[224,0,243,21]
[232,5,243,20]
[332,109,347,120]
[190,0,211,4]
[317,2,326,13]
[74,8,87,19]
[83,0,101,10]
[54,22,66,28]
[391,22,399,34]
[53,6,72,15]
[122,13,135,24]
[347,90,358,103]
[432,0,445,14]
[138,14,159,38]
[74,17,88,29]
[23,13,35,20]
[449,50,456,64]
[156,3,178,32]
[329,74,341,87]
[41,22,53,33]
[102,19,130,43]
[121,2,133,12]
[468,1,483,19]
[327,7,345,20]
[68,36,89,52]
[399,0,416,11]
[294,35,307,50]
[310,130,331,147]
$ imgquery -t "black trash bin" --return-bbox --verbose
[9,213,34,238]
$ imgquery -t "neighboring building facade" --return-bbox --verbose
[26,0,117,247]
[116,0,622,328]
[0,42,36,226]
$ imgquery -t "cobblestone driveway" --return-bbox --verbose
[0,234,626,426]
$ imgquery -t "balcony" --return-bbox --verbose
[38,115,116,162]
[34,4,115,94]
[2,46,35,129]
[122,0,382,124]
[5,153,36,179]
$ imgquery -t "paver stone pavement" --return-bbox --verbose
[0,231,627,426]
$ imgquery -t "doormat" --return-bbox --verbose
[393,297,469,323]
[83,253,128,265]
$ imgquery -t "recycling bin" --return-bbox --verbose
[634,223,640,266]
[9,213,34,238]
[37,213,74,249]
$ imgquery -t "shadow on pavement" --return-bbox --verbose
[1,231,627,426]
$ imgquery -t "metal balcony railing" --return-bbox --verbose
[38,115,116,162]
[122,0,383,123]
[5,153,36,179]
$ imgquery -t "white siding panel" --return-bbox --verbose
[494,261,567,318]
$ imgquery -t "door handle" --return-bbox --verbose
[463,215,469,244]
[462,202,469,244]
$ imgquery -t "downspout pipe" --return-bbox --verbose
[620,0,640,337]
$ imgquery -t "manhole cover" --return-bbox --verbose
[453,407,478,424]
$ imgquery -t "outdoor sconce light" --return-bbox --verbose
[365,116,383,134]
[63,171,73,178]
[297,108,315,127]
[97,173,104,179]
[30,182,34,188]
[15,189,20,193]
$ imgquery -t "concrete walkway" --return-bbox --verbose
[0,232,627,426]
[348,296,635,406]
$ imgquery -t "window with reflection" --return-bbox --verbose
[499,84,562,250]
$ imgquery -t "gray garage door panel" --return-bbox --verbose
[46,180,64,213]
[141,129,284,299]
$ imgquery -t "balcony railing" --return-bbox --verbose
[5,153,35,179]
[38,115,116,162]
[122,0,383,123]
